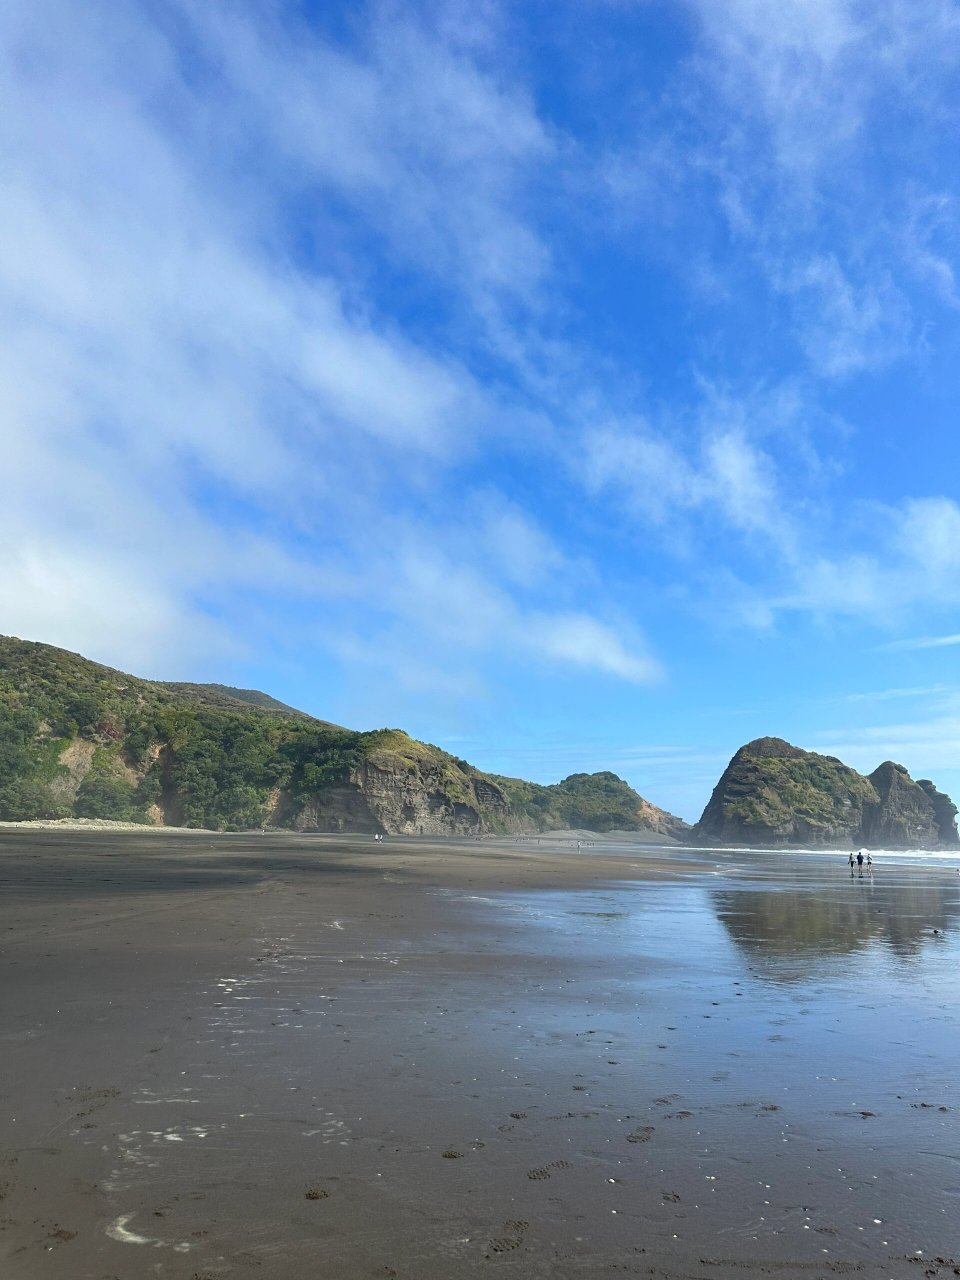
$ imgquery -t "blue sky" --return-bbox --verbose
[3,0,960,820]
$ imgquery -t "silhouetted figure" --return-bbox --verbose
[856,850,864,877]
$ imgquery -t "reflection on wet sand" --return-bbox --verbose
[712,868,960,971]
[4,832,960,1279]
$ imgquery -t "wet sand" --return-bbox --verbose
[1,830,959,1279]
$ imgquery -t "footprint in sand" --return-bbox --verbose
[526,1160,571,1180]
[487,1219,528,1253]
[626,1126,655,1143]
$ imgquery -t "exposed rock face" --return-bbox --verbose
[916,778,960,847]
[634,795,690,842]
[292,752,512,835]
[695,737,959,848]
[290,753,690,839]
[864,762,939,847]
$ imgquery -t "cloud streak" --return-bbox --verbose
[879,635,960,652]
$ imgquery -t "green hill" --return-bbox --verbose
[157,682,321,720]
[0,635,688,838]
[492,770,688,838]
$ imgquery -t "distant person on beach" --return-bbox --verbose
[856,850,864,876]
[866,851,873,872]
[849,851,856,875]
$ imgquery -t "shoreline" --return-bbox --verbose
[2,815,958,856]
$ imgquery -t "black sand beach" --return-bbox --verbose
[1,829,959,1279]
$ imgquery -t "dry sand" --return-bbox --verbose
[1,829,958,1279]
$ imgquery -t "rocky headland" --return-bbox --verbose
[0,635,689,839]
[694,736,959,849]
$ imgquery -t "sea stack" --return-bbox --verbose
[694,736,959,848]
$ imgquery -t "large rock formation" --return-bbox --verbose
[286,735,514,835]
[0,634,687,838]
[865,763,958,847]
[695,737,959,848]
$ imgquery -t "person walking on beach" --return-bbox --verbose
[866,851,873,873]
[849,851,856,876]
[856,850,864,877]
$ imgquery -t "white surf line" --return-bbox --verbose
[105,1213,192,1252]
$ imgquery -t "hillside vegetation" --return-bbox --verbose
[492,770,686,837]
[0,636,686,838]
[695,736,958,848]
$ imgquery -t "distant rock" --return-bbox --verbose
[695,737,959,848]
[509,770,689,841]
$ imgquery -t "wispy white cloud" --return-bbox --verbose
[778,497,960,623]
[813,710,960,778]
[527,613,660,683]
[777,255,912,377]
[844,685,957,702]
[0,0,655,695]
[583,420,787,546]
[591,0,960,385]
[0,542,233,676]
[901,189,960,308]
[335,538,660,687]
[174,1,554,312]
[879,634,960,653]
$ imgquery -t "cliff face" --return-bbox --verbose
[864,762,933,846]
[695,737,959,849]
[916,778,960,846]
[288,748,691,838]
[0,635,684,838]
[289,744,513,835]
